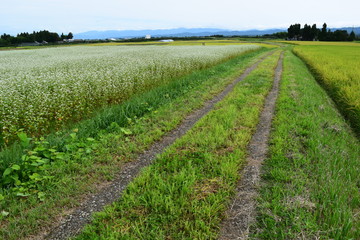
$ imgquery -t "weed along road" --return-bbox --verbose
[45,49,279,240]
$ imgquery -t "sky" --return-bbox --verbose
[1,0,360,35]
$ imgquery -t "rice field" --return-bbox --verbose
[293,44,360,134]
[277,40,360,46]
[0,44,260,145]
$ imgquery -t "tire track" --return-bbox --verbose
[44,50,276,240]
[219,51,284,240]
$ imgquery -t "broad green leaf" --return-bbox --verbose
[0,194,4,201]
[30,173,41,179]
[3,168,12,177]
[55,153,65,160]
[36,159,46,164]
[34,146,46,152]
[120,128,132,135]
[17,132,31,148]
[11,164,20,170]
[16,192,30,197]
[38,192,46,201]
[30,155,40,160]
[12,176,21,186]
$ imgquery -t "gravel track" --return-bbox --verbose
[219,51,284,240]
[43,50,275,240]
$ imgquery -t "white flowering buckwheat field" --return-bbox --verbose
[0,44,259,145]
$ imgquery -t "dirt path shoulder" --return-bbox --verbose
[44,50,276,240]
[219,51,284,240]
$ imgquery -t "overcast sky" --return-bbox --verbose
[1,0,359,35]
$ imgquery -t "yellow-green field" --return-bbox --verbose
[277,40,360,46]
[293,44,360,133]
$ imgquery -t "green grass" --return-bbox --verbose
[0,47,274,240]
[74,51,282,239]
[253,51,360,239]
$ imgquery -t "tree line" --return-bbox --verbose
[288,23,356,41]
[0,30,73,47]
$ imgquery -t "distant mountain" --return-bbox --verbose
[74,28,286,40]
[330,27,360,35]
[154,29,286,38]
[74,27,360,40]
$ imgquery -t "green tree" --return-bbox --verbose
[311,24,318,40]
[288,24,295,39]
[319,23,327,41]
[287,23,301,39]
[0,38,10,47]
[1,33,11,41]
[274,32,288,39]
[302,24,312,40]
[293,23,301,37]
[333,30,348,41]
[348,30,356,41]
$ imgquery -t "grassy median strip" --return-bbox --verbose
[253,51,360,239]
[0,48,274,239]
[74,51,282,239]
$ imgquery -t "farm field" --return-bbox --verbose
[0,43,273,239]
[0,39,277,52]
[293,44,360,135]
[87,39,279,47]
[0,40,360,240]
[0,44,260,146]
[278,40,360,46]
